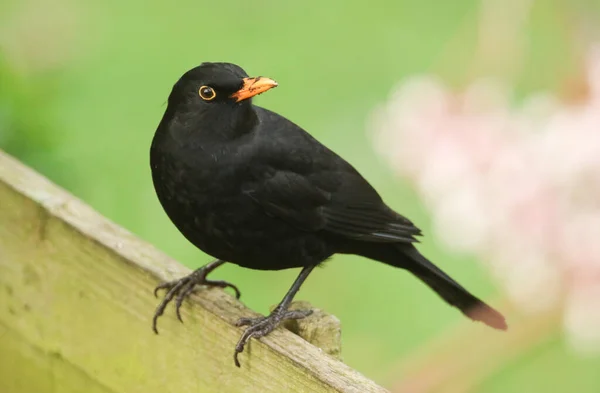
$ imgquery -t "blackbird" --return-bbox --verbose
[150,62,507,367]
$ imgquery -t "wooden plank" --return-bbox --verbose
[0,323,114,393]
[0,150,387,393]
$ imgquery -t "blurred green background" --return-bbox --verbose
[2,0,599,391]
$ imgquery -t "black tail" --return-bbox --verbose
[401,246,507,330]
[355,243,507,330]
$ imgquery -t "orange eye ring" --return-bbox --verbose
[199,86,216,101]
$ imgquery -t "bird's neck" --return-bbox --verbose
[159,101,259,147]
[229,102,259,138]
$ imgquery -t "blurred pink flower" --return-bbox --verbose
[371,45,600,353]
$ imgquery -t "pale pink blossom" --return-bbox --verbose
[372,45,600,351]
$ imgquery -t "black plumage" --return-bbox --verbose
[150,62,507,367]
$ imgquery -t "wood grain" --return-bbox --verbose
[0,150,387,393]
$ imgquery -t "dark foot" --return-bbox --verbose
[233,308,312,367]
[152,267,241,334]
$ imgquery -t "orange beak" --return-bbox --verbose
[230,77,278,102]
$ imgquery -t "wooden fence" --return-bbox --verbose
[0,150,387,393]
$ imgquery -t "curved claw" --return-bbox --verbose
[151,261,240,334]
[234,327,258,367]
[285,309,313,320]
[229,283,242,300]
[174,279,197,323]
[152,279,188,334]
[235,316,262,327]
[205,279,241,300]
[153,281,175,298]
[233,308,313,367]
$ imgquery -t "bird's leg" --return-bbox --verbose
[152,259,240,334]
[233,264,316,367]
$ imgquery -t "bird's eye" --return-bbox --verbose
[199,86,216,101]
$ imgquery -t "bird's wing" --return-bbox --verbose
[244,169,421,244]
[244,170,330,232]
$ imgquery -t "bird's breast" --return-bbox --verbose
[150,145,259,253]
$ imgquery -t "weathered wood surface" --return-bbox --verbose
[0,150,387,393]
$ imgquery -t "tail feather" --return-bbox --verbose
[401,246,507,330]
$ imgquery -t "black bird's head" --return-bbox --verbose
[159,62,278,141]
[166,62,277,117]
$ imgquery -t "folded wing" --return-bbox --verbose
[244,170,421,243]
